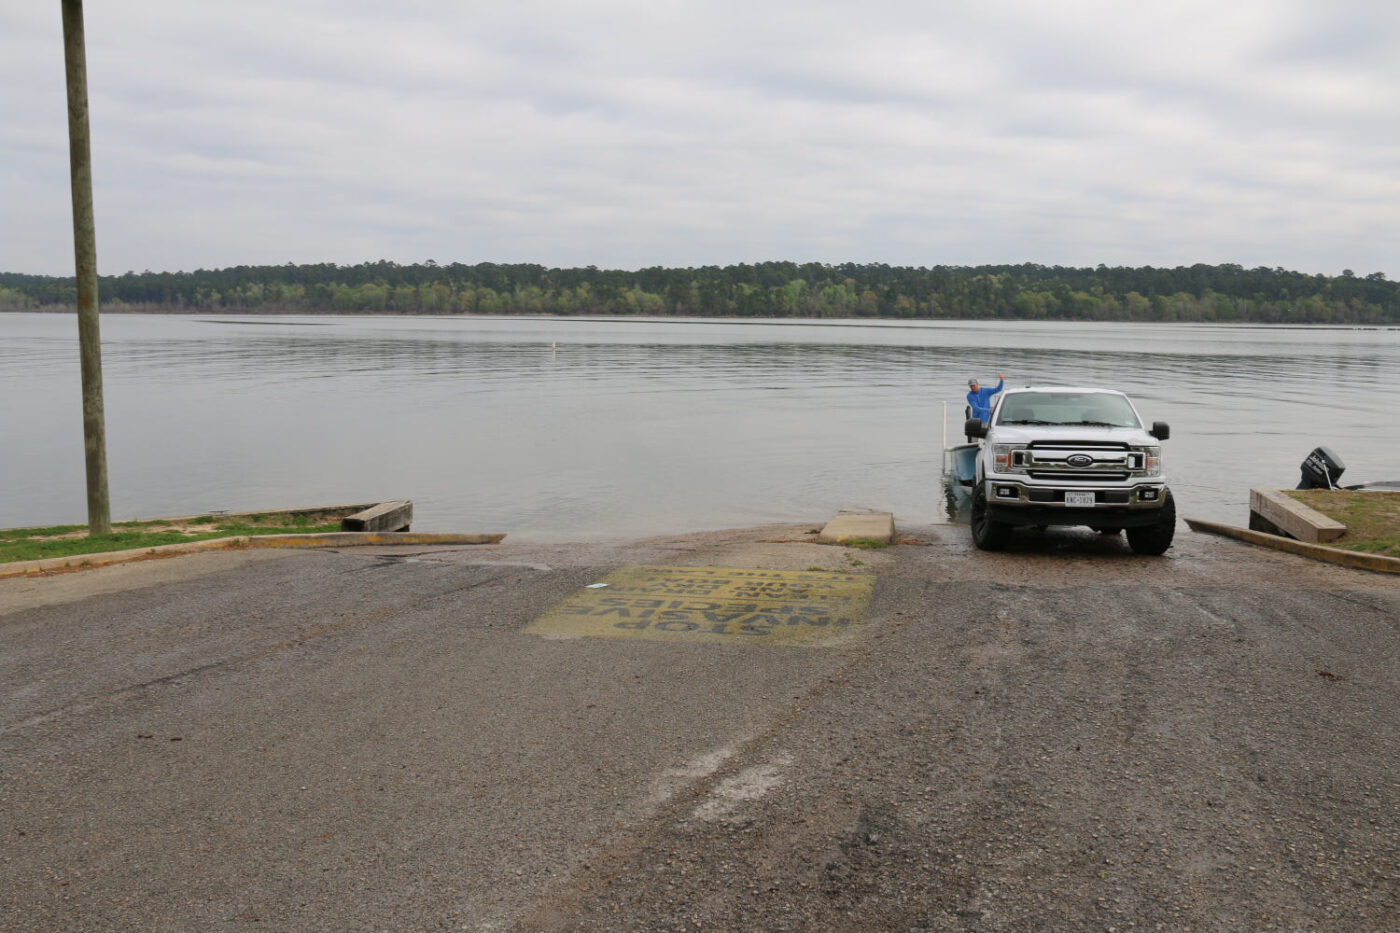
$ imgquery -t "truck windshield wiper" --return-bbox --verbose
[1000,419,1058,425]
[1076,420,1126,427]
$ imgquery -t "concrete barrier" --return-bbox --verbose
[1186,517,1400,575]
[246,532,503,549]
[1248,489,1346,543]
[819,511,894,545]
[341,500,413,532]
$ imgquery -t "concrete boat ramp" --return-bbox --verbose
[3,521,1399,930]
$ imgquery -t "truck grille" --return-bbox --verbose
[1021,440,1134,481]
[1028,469,1130,482]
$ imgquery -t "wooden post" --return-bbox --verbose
[61,0,111,534]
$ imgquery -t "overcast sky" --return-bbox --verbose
[3,1,1397,277]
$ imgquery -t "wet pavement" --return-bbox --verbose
[3,522,1398,931]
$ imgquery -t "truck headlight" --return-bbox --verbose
[993,444,1012,471]
[1137,446,1161,476]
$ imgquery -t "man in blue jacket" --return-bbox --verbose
[966,372,1005,425]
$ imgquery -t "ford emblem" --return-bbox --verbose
[1067,454,1094,468]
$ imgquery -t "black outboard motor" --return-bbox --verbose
[1297,446,1345,490]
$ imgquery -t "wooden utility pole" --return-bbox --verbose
[61,0,111,534]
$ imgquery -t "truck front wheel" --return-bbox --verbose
[1126,491,1176,555]
[971,487,1011,551]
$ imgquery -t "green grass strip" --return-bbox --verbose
[1284,490,1400,558]
[0,519,341,564]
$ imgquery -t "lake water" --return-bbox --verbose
[3,312,1398,540]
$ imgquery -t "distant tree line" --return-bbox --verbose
[2,261,1397,324]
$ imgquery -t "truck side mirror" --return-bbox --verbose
[1151,421,1170,440]
[965,418,986,439]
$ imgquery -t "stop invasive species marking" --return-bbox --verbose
[528,566,875,646]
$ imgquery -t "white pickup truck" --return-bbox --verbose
[963,386,1175,554]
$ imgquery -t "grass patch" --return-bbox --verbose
[1284,490,1400,557]
[842,538,890,550]
[0,513,342,564]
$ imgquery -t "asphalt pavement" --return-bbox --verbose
[2,522,1398,931]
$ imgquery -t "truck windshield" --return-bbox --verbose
[996,392,1141,428]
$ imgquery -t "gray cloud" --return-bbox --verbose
[2,1,1396,277]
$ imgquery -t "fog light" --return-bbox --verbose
[1139,488,1158,502]
[996,486,1018,499]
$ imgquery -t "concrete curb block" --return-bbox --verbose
[0,532,505,580]
[244,532,506,549]
[1249,489,1345,543]
[818,511,895,545]
[1185,517,1400,575]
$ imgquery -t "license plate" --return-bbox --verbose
[1064,491,1095,508]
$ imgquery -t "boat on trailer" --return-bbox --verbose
[941,401,979,488]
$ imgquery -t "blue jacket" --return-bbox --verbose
[967,378,1004,424]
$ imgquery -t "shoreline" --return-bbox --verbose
[4,306,1399,331]
[12,506,1400,580]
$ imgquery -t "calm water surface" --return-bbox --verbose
[3,313,1398,540]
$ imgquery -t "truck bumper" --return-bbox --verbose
[981,481,1169,528]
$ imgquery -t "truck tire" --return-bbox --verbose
[971,487,1011,551]
[1126,491,1175,555]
